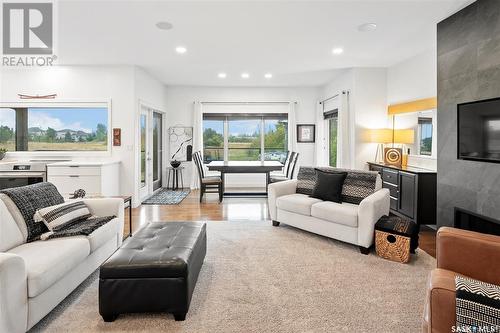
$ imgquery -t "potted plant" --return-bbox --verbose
[0,148,6,160]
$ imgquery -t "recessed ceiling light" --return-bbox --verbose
[218,72,227,79]
[156,21,173,30]
[264,73,273,79]
[241,73,250,79]
[175,46,187,54]
[358,23,377,32]
[332,47,344,55]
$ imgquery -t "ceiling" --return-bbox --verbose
[56,0,473,87]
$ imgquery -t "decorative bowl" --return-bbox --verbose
[170,160,181,168]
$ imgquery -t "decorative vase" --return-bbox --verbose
[170,160,181,168]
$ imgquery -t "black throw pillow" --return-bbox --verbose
[310,169,347,203]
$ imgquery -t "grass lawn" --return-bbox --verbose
[0,141,107,152]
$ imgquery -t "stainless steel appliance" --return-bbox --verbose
[0,161,47,190]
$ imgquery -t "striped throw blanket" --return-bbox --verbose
[1,182,115,242]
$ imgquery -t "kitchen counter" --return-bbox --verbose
[47,160,121,167]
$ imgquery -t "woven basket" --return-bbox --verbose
[375,230,411,263]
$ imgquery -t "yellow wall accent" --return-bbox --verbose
[388,97,437,115]
[394,129,415,144]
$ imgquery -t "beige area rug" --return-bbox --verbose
[30,221,435,333]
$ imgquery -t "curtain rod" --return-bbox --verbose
[319,90,349,104]
[195,101,297,105]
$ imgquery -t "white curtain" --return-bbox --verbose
[314,101,327,166]
[337,91,352,168]
[288,102,297,152]
[191,101,203,189]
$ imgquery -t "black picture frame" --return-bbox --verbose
[297,124,315,143]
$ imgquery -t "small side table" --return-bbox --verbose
[107,195,133,239]
[67,195,133,239]
[166,166,185,190]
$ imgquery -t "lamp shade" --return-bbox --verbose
[394,129,415,144]
[367,129,393,143]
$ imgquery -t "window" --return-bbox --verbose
[140,114,146,187]
[324,109,338,167]
[264,118,288,162]
[0,106,109,152]
[228,118,261,161]
[203,114,288,163]
[418,117,432,156]
[203,118,224,162]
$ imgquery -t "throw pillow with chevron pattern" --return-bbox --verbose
[455,275,500,331]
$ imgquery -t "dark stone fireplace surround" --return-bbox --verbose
[455,207,500,236]
[437,0,500,228]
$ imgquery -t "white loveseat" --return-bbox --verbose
[268,168,390,254]
[0,196,124,333]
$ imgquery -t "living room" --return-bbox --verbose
[1,0,499,332]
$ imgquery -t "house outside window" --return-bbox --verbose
[0,105,110,152]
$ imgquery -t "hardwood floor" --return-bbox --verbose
[123,190,437,258]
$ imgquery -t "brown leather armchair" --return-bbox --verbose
[422,227,500,333]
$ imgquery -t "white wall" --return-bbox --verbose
[133,67,169,202]
[387,48,436,105]
[164,86,318,187]
[0,65,167,206]
[352,68,388,170]
[320,68,388,170]
[387,49,437,169]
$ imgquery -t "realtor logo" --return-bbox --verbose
[3,2,53,54]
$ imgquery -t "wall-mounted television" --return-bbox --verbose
[458,97,500,163]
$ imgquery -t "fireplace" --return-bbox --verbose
[454,207,500,236]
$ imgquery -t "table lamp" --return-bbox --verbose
[368,129,393,163]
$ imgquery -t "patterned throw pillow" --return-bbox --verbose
[296,167,317,195]
[296,167,378,204]
[455,276,500,331]
[35,201,91,231]
[0,182,65,242]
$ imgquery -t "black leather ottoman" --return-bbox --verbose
[99,222,206,322]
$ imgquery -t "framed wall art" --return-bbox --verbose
[297,124,315,143]
[169,126,193,161]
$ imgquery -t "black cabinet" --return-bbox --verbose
[398,172,416,219]
[368,162,436,225]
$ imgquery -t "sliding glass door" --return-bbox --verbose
[139,110,149,199]
[139,106,165,200]
[152,112,163,191]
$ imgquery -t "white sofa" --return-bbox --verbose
[0,197,124,333]
[268,173,390,254]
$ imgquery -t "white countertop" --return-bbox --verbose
[46,160,121,167]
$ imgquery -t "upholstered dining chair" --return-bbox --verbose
[193,151,223,203]
[270,152,299,183]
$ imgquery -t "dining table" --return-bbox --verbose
[206,160,284,196]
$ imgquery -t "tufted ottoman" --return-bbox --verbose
[98,222,206,322]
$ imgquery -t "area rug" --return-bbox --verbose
[142,188,190,205]
[30,221,435,333]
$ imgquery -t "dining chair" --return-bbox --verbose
[270,152,299,183]
[270,151,291,177]
[193,151,223,202]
